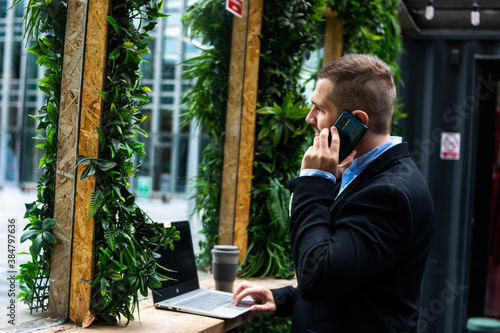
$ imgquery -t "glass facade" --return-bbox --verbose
[135,0,201,195]
[0,0,43,186]
[0,0,201,197]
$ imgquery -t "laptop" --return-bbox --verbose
[152,220,254,319]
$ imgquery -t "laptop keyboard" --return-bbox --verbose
[175,291,234,311]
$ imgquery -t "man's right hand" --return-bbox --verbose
[301,127,355,179]
[232,281,276,314]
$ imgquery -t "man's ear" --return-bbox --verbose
[351,110,369,126]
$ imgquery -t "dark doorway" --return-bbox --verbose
[468,58,500,319]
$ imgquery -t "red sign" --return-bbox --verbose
[440,132,461,160]
[226,0,243,18]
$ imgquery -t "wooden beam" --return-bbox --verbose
[233,0,263,260]
[49,0,87,320]
[218,1,249,246]
[218,0,263,261]
[323,9,343,66]
[69,0,110,325]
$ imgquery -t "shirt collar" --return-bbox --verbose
[338,136,402,197]
[349,136,402,175]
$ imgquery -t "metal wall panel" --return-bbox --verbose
[398,37,500,333]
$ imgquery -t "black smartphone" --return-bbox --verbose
[329,111,368,162]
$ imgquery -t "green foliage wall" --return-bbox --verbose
[182,0,233,269]
[183,0,405,280]
[182,0,324,276]
[240,0,325,278]
[15,0,180,325]
[330,0,403,84]
[329,0,406,135]
[78,0,179,324]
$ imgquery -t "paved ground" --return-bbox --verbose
[0,185,203,332]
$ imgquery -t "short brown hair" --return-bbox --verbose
[318,54,396,134]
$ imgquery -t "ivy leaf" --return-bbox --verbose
[147,275,162,289]
[131,124,148,138]
[42,35,59,49]
[99,88,118,103]
[360,26,383,41]
[111,138,121,153]
[96,126,106,147]
[42,231,57,244]
[32,234,43,256]
[107,16,121,37]
[108,49,121,61]
[46,123,56,146]
[26,43,43,56]
[24,202,38,217]
[46,102,58,124]
[100,277,108,296]
[20,230,39,243]
[93,159,116,171]
[42,218,56,231]
[76,155,91,166]
[110,274,123,281]
[80,164,96,180]
[133,113,147,124]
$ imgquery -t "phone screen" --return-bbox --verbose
[332,111,368,162]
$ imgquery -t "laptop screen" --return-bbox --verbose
[152,220,200,302]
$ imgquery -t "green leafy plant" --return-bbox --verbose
[12,0,67,312]
[17,218,57,311]
[240,0,324,279]
[14,0,178,324]
[181,0,233,270]
[20,218,57,257]
[240,94,313,278]
[72,0,180,325]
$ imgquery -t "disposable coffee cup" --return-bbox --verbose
[211,245,240,292]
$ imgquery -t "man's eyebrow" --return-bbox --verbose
[311,100,324,109]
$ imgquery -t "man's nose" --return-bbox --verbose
[305,109,316,124]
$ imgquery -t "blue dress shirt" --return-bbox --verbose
[299,137,403,198]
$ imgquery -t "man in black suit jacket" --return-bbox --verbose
[233,54,435,332]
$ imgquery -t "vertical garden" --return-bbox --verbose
[183,0,404,276]
[15,0,179,325]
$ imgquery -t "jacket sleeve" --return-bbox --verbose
[288,176,413,302]
[271,286,298,317]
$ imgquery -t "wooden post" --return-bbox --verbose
[323,9,343,66]
[219,0,263,262]
[69,0,110,325]
[233,0,263,260]
[49,0,87,320]
[218,2,249,246]
[49,0,110,325]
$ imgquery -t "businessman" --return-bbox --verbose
[233,54,435,332]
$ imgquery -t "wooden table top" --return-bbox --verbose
[32,276,296,333]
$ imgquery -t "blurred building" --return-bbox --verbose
[0,0,201,197]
